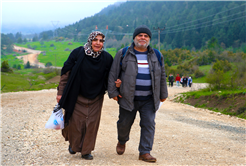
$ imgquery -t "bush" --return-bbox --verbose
[50,44,54,47]
[237,107,246,115]
[206,70,224,90]
[2,60,9,70]
[194,68,205,78]
[45,62,53,67]
[25,61,31,69]
[1,60,13,72]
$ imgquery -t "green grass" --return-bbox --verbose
[199,65,211,75]
[1,54,25,69]
[16,40,83,67]
[14,41,118,67]
[1,69,59,93]
[179,88,246,99]
[105,48,117,58]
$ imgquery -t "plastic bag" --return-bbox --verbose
[45,104,64,130]
[157,102,163,112]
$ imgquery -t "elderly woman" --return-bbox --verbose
[56,31,113,160]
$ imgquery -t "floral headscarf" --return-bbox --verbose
[84,31,105,58]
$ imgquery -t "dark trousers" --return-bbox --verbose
[169,81,173,87]
[117,98,156,155]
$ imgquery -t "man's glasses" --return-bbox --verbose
[92,38,105,43]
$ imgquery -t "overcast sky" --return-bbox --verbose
[1,0,121,33]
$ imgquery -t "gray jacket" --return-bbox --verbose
[108,43,168,112]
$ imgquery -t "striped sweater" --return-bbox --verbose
[134,49,152,101]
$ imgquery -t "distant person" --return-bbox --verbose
[168,74,174,87]
[183,76,188,87]
[188,76,192,87]
[107,25,168,163]
[175,74,181,87]
[180,76,184,87]
[56,31,113,160]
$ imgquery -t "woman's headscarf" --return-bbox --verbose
[84,31,105,58]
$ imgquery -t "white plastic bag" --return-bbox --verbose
[157,102,163,112]
[45,104,64,130]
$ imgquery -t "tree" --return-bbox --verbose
[17,37,23,44]
[2,60,9,70]
[17,64,21,70]
[208,50,216,63]
[207,37,219,49]
[32,34,38,42]
[42,33,48,40]
[45,62,53,67]
[23,38,27,43]
[25,61,31,69]
[15,32,22,42]
[1,60,13,72]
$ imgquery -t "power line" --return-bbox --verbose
[165,3,246,30]
[162,15,246,34]
[165,11,245,33]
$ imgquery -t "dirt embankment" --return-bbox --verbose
[14,45,45,68]
[1,84,245,165]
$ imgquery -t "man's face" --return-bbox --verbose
[134,33,150,49]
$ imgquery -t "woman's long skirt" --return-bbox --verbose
[62,94,104,155]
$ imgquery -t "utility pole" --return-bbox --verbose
[51,21,59,39]
[153,27,165,51]
[104,25,109,51]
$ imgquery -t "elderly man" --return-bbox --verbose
[108,25,168,163]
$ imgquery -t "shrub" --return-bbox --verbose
[25,61,31,69]
[194,68,205,78]
[237,107,246,115]
[206,70,224,90]
[45,62,53,67]
[1,60,13,73]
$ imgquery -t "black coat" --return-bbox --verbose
[59,46,113,124]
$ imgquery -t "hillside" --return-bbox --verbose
[38,1,246,50]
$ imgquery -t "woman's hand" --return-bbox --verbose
[113,95,122,101]
[115,79,122,88]
[160,98,166,102]
[56,95,62,103]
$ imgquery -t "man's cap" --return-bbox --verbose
[133,25,152,39]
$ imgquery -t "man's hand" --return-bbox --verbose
[56,95,62,103]
[115,79,122,88]
[160,98,166,102]
[113,94,122,101]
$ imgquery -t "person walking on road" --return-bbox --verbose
[188,76,193,87]
[108,25,168,163]
[183,76,188,87]
[175,74,181,87]
[168,74,174,87]
[56,31,113,160]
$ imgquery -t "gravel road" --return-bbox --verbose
[1,84,245,165]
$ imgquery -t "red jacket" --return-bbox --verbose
[175,76,181,81]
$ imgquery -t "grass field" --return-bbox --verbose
[15,41,118,67]
[1,68,59,93]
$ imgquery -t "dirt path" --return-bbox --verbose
[1,84,245,165]
[14,45,45,68]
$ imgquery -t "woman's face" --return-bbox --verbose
[91,35,104,52]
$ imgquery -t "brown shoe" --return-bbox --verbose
[116,142,125,155]
[139,153,157,162]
